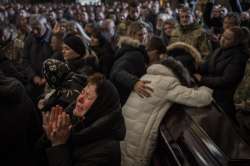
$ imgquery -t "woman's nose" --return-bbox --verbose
[77,94,85,103]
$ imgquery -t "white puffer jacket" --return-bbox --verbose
[121,64,213,166]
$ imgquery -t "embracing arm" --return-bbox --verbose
[163,78,213,107]
[110,52,145,91]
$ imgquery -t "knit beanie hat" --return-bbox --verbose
[63,34,86,56]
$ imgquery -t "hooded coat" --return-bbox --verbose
[0,72,43,166]
[110,36,149,106]
[46,80,125,166]
[121,58,213,166]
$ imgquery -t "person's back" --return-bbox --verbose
[121,58,213,166]
[110,36,148,105]
[110,21,150,106]
[0,72,42,166]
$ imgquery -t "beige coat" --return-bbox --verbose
[121,63,213,166]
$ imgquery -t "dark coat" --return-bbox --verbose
[91,43,115,78]
[51,51,64,62]
[22,29,53,101]
[46,80,125,166]
[110,37,148,106]
[66,56,98,76]
[199,46,249,114]
[23,29,53,80]
[0,55,28,85]
[0,73,43,166]
[203,2,223,34]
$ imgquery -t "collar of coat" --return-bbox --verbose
[167,42,203,67]
[117,36,141,48]
[178,22,202,32]
[148,57,194,87]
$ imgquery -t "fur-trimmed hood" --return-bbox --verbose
[117,36,141,48]
[115,36,148,63]
[148,57,194,87]
[167,42,203,65]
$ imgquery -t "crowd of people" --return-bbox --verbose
[0,0,250,166]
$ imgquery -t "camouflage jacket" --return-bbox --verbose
[1,31,26,65]
[170,22,212,59]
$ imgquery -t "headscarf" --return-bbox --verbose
[42,58,71,89]
[70,79,125,145]
[42,59,87,111]
[84,79,121,125]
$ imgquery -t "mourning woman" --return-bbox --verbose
[194,26,250,121]
[121,39,213,166]
[38,59,86,112]
[43,73,125,166]
[62,34,98,76]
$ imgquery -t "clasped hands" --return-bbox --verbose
[42,105,72,146]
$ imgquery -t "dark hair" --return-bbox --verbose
[147,36,166,54]
[91,27,107,47]
[87,73,105,96]
[224,12,241,26]
[228,26,250,48]
[52,32,64,41]
[129,1,140,9]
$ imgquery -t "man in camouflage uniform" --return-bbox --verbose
[170,6,212,58]
[0,25,24,65]
[117,1,142,36]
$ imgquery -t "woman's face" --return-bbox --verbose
[220,29,235,49]
[62,44,81,60]
[73,84,97,118]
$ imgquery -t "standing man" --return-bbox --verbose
[23,15,53,102]
[170,6,212,58]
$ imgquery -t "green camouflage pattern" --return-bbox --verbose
[235,60,250,108]
[170,23,212,58]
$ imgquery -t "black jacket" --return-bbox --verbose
[203,2,223,34]
[46,80,125,166]
[0,55,28,85]
[91,43,115,78]
[23,29,53,80]
[110,38,148,105]
[0,73,43,166]
[199,46,249,112]
[66,56,98,76]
